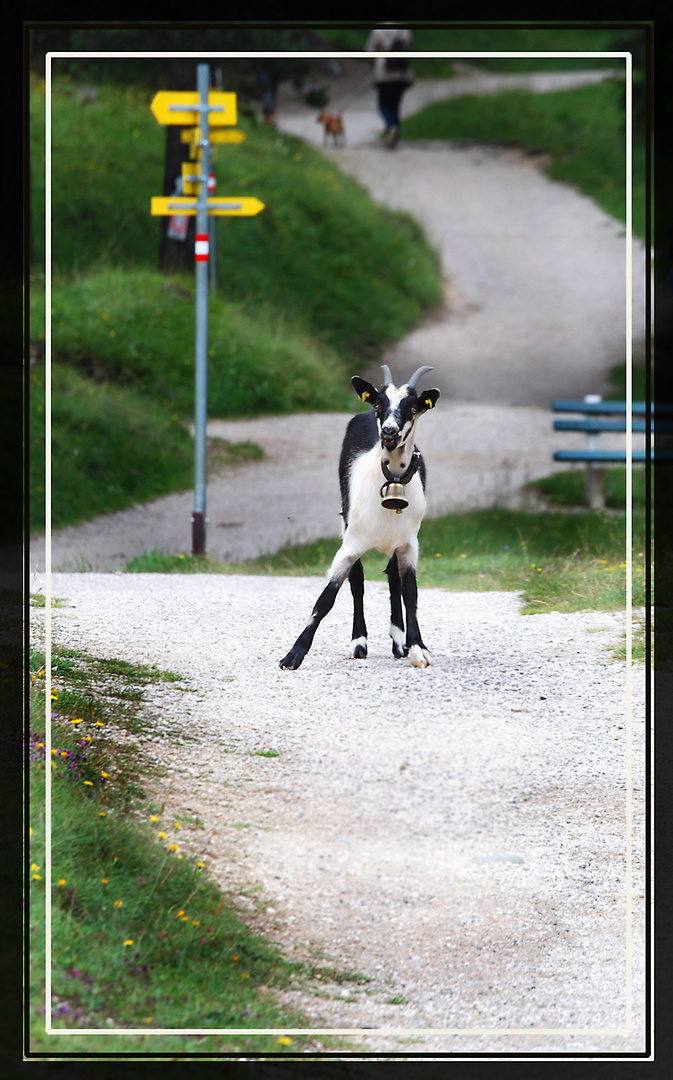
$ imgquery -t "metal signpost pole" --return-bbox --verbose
[192,63,211,555]
[150,78,262,557]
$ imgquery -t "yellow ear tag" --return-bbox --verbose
[425,398,434,408]
[361,391,370,401]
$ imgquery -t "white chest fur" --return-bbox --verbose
[346,445,426,557]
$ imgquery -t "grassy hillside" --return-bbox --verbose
[30,76,442,530]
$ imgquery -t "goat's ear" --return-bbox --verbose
[352,376,378,404]
[417,388,440,412]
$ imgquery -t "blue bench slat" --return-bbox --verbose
[554,449,661,462]
[553,418,648,433]
[553,400,673,417]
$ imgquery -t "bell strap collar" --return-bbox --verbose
[381,450,421,487]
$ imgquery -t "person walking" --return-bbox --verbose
[366,24,414,149]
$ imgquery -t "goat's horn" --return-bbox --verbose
[406,365,434,389]
[381,364,394,386]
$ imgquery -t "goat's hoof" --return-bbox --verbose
[390,626,407,659]
[279,647,305,670]
[409,645,432,668]
[349,637,368,659]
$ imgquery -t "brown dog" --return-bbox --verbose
[316,111,345,147]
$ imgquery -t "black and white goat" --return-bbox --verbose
[279,364,440,670]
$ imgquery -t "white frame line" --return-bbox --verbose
[42,46,637,1043]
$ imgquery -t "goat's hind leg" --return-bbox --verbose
[398,545,432,668]
[385,554,407,659]
[348,559,367,658]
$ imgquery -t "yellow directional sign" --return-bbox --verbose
[181,161,203,195]
[206,196,264,216]
[181,128,246,146]
[151,196,265,217]
[150,91,237,126]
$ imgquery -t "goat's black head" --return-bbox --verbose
[352,365,440,452]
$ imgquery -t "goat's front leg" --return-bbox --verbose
[397,545,432,668]
[279,551,357,670]
[348,559,368,658]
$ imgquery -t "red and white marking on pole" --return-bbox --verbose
[195,233,209,262]
[207,172,216,193]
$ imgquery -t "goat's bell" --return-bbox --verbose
[381,482,408,513]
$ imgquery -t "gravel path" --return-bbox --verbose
[34,572,646,1054]
[34,66,647,1055]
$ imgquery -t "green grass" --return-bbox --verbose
[32,268,353,419]
[125,507,648,618]
[30,359,267,532]
[30,360,193,532]
[28,640,357,1053]
[528,466,651,512]
[401,81,646,242]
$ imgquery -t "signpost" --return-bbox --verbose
[150,90,238,127]
[151,196,265,216]
[150,66,264,556]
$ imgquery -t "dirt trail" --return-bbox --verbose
[34,573,646,1054]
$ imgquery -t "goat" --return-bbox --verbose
[279,365,440,671]
[316,110,345,147]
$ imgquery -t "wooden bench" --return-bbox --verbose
[552,397,652,510]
